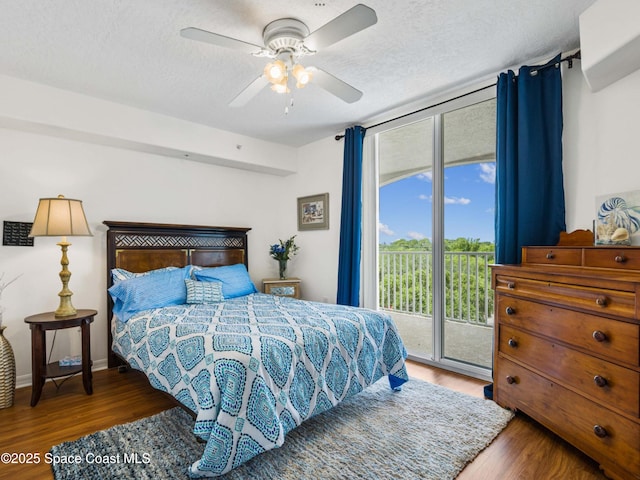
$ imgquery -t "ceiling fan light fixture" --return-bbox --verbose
[264,60,286,83]
[182,4,377,107]
[292,64,312,88]
[270,77,290,94]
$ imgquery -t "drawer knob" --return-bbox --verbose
[592,330,607,343]
[595,296,607,307]
[593,425,608,438]
[505,306,516,315]
[614,255,626,263]
[505,375,516,385]
[507,281,515,289]
[508,338,518,348]
[546,252,554,260]
[593,375,608,388]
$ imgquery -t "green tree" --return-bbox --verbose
[379,238,495,324]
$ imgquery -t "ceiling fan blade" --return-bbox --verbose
[305,4,377,50]
[229,75,269,107]
[308,68,363,103]
[180,27,263,54]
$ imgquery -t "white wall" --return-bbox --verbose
[283,136,345,304]
[0,74,298,176]
[563,62,640,231]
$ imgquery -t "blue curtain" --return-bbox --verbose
[496,54,566,265]
[337,126,366,306]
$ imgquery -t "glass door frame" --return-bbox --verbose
[362,85,496,381]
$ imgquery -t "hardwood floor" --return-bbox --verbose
[406,362,608,480]
[0,361,608,480]
[0,368,176,480]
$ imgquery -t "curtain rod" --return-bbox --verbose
[335,50,580,141]
[334,83,494,141]
[529,50,581,76]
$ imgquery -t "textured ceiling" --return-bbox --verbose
[0,0,596,147]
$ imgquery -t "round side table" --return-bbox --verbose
[24,309,97,407]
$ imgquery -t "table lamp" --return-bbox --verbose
[29,195,92,317]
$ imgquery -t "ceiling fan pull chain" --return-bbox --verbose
[285,95,295,115]
[284,73,295,114]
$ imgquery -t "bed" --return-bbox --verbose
[104,221,408,478]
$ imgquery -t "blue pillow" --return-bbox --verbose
[185,279,224,304]
[193,264,257,299]
[111,266,178,284]
[108,266,192,322]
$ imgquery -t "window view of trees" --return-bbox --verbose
[379,238,495,325]
[380,237,494,252]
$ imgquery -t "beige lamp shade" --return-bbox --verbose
[29,195,92,238]
[29,194,92,317]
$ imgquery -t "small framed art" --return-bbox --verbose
[297,193,329,231]
[594,189,640,245]
[2,221,34,246]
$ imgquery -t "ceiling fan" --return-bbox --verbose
[180,4,377,108]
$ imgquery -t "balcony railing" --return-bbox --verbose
[379,251,495,326]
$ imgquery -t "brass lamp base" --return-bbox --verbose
[55,241,77,318]
[55,295,77,318]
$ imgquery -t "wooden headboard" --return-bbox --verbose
[104,221,251,368]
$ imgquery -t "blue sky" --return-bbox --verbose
[379,162,496,243]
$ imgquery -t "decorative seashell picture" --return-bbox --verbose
[595,190,640,246]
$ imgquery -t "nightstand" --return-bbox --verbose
[263,278,301,299]
[24,309,97,407]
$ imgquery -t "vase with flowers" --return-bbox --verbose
[269,236,299,279]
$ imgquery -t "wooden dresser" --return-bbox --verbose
[492,246,640,480]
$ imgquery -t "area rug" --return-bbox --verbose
[50,378,513,480]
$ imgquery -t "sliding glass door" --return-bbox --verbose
[369,88,496,379]
[378,117,434,359]
[441,100,496,370]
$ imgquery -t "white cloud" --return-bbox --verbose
[378,222,395,236]
[407,231,425,240]
[417,172,432,182]
[444,196,471,205]
[478,163,496,184]
[418,194,431,201]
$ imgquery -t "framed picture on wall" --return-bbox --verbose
[297,193,329,231]
[594,189,640,245]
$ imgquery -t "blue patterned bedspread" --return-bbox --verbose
[112,293,408,477]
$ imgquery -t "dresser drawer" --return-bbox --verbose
[498,324,639,416]
[496,296,640,366]
[583,248,640,271]
[494,275,636,319]
[522,247,583,266]
[495,358,640,478]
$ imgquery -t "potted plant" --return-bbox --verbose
[269,236,299,279]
